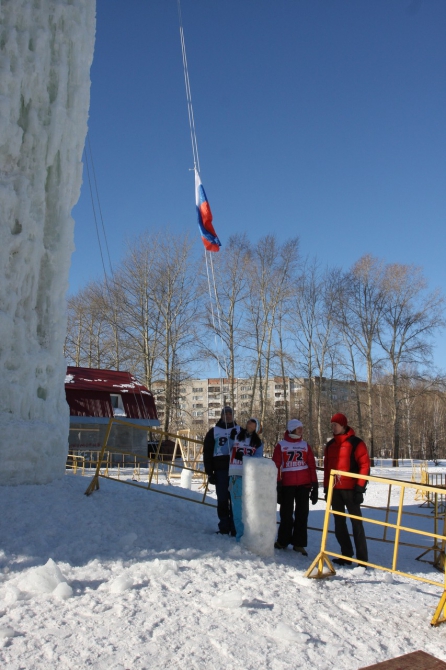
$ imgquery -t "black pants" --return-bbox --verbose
[277,485,310,547]
[331,489,368,562]
[214,469,235,534]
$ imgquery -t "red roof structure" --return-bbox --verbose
[65,366,158,422]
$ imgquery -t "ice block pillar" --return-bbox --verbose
[0,1,96,484]
[242,458,277,557]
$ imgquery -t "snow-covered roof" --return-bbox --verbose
[65,366,151,395]
[65,367,158,421]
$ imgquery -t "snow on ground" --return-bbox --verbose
[1,465,446,669]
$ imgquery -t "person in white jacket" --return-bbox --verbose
[228,418,263,541]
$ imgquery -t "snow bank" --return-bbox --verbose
[0,1,96,484]
[241,458,277,557]
[18,558,72,598]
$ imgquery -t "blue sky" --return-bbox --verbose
[71,0,446,368]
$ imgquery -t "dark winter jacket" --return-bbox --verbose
[272,431,317,488]
[203,419,240,474]
[323,427,370,490]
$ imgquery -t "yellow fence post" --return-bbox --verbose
[433,511,446,572]
[85,418,114,496]
[382,484,392,542]
[392,486,405,572]
[305,474,336,579]
[148,433,164,489]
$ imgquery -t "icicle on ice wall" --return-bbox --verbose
[0,1,96,484]
[241,459,277,557]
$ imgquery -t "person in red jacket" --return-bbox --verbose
[272,419,318,554]
[324,412,370,566]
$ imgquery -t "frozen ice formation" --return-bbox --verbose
[0,1,96,483]
[241,457,277,557]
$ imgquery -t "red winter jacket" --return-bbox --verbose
[272,432,317,488]
[323,427,370,490]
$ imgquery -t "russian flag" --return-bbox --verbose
[195,169,221,252]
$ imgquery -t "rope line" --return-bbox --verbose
[82,138,151,422]
[84,146,108,283]
[178,0,200,172]
[87,134,115,282]
[204,249,230,382]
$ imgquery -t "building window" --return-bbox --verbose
[192,387,203,392]
[110,394,126,417]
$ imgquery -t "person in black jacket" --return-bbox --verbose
[203,407,240,535]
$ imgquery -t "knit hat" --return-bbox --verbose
[248,418,260,433]
[331,413,348,427]
[221,406,233,417]
[287,419,303,433]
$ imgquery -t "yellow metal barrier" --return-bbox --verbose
[420,472,446,513]
[416,491,446,569]
[66,453,85,475]
[414,460,429,502]
[84,418,215,509]
[306,469,446,626]
[67,450,111,474]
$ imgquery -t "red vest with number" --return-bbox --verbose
[272,433,317,487]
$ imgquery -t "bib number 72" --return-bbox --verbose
[286,450,303,465]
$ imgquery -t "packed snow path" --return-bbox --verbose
[1,470,446,669]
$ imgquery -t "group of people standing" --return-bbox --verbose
[203,407,370,565]
[203,407,263,541]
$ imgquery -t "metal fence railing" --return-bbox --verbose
[306,469,446,627]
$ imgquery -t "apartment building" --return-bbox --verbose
[151,376,362,434]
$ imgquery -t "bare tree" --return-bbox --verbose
[378,263,445,465]
[290,262,338,452]
[112,236,164,388]
[64,233,446,460]
[65,281,112,368]
[199,233,251,409]
[336,255,387,464]
[148,233,200,432]
[65,292,87,366]
[244,235,299,430]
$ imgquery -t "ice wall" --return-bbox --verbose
[0,1,96,484]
